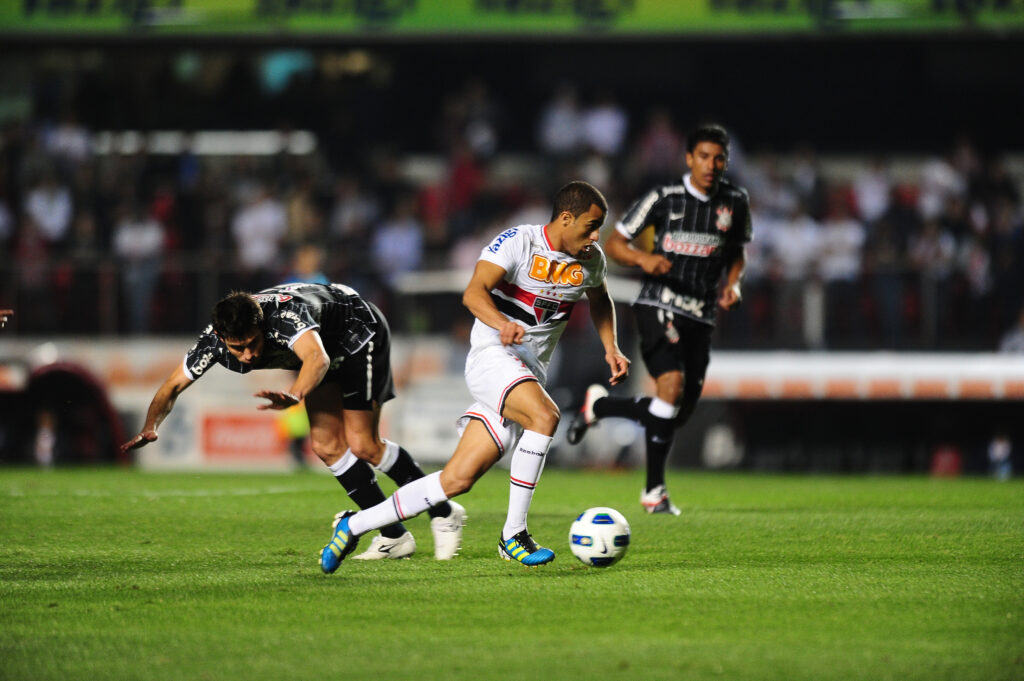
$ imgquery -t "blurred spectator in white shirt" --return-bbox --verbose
[852,157,891,225]
[820,191,866,346]
[537,86,583,159]
[771,203,823,348]
[918,154,966,222]
[24,170,73,248]
[113,203,166,334]
[581,91,628,157]
[230,182,287,290]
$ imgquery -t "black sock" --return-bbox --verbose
[593,395,652,424]
[383,446,452,519]
[643,413,676,492]
[336,459,407,539]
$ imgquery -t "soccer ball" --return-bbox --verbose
[569,507,631,567]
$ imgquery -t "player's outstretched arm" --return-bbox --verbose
[463,260,524,346]
[120,364,194,454]
[586,282,630,386]
[604,231,671,276]
[255,330,330,410]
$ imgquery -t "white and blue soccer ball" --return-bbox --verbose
[569,507,631,567]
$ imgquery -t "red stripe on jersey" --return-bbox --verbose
[495,280,577,315]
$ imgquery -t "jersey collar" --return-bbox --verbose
[542,223,556,251]
[683,173,714,203]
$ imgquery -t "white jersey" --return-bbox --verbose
[470,223,608,379]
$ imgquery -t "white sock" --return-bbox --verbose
[348,471,447,536]
[375,439,400,473]
[502,429,553,540]
[328,450,358,476]
[648,397,680,420]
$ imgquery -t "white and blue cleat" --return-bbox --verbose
[498,530,555,566]
[320,510,359,573]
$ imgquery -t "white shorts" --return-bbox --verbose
[455,345,540,456]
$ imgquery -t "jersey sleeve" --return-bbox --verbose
[615,188,663,240]
[478,226,527,277]
[182,326,222,381]
[267,303,320,348]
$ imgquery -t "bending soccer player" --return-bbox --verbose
[567,124,753,515]
[121,282,466,560]
[321,180,630,572]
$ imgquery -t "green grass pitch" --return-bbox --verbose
[2,468,1022,681]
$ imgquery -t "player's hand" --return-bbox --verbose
[0,309,12,328]
[719,282,742,310]
[120,430,158,455]
[640,254,672,277]
[255,390,300,410]
[498,320,526,346]
[605,350,630,386]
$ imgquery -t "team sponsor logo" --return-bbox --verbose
[487,228,519,253]
[190,350,216,376]
[528,254,584,286]
[254,293,293,303]
[661,231,722,257]
[533,296,560,323]
[659,288,706,318]
[277,309,306,329]
[716,205,733,232]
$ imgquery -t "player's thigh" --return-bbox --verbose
[635,305,685,380]
[501,380,559,434]
[464,345,538,417]
[304,382,348,461]
[440,419,502,497]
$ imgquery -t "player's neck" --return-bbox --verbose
[542,223,563,253]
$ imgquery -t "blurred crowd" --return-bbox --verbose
[1,79,1023,351]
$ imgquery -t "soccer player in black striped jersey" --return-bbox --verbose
[120,282,466,560]
[567,124,752,515]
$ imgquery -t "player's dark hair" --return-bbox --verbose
[550,180,608,221]
[687,124,731,156]
[211,291,263,339]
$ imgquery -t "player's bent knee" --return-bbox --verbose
[440,471,475,497]
[524,404,560,435]
[347,439,383,466]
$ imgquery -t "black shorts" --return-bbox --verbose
[634,304,713,385]
[322,301,396,411]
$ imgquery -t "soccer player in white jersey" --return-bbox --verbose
[321,181,630,572]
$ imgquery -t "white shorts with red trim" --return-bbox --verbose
[456,344,538,456]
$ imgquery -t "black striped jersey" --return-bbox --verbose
[472,223,607,375]
[182,282,378,380]
[616,174,752,326]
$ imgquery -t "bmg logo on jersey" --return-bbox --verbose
[528,254,584,286]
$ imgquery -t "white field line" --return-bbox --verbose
[3,486,313,499]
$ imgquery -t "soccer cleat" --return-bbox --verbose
[430,500,467,560]
[320,510,360,573]
[498,530,555,566]
[566,384,608,445]
[641,485,681,516]
[352,532,416,560]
